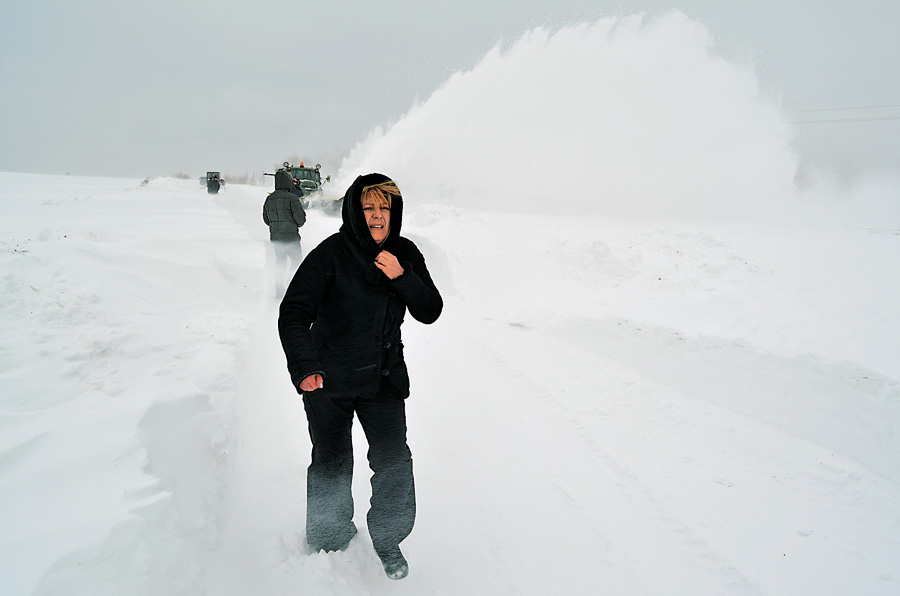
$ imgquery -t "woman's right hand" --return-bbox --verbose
[299,374,324,392]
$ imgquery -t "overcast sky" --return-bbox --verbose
[1,0,897,181]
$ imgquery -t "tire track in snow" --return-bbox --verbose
[413,303,765,595]
[537,315,900,595]
[549,317,900,481]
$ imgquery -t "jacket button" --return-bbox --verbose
[382,370,390,376]
[384,342,391,348]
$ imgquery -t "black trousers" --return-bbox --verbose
[302,390,416,557]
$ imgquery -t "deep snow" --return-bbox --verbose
[2,171,898,596]
[3,10,900,596]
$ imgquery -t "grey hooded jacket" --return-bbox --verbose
[263,170,307,241]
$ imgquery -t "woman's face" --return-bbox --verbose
[362,196,391,244]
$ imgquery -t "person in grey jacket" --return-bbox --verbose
[263,169,307,297]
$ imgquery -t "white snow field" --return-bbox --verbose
[2,171,899,595]
[3,11,900,596]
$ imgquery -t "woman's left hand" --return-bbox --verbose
[375,250,404,280]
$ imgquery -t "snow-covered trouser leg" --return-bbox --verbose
[302,395,357,552]
[356,393,416,558]
[271,240,302,297]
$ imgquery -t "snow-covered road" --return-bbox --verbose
[2,173,898,595]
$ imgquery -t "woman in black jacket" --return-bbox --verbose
[278,173,442,579]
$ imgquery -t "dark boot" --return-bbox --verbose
[378,546,409,580]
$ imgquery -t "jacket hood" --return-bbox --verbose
[340,173,403,256]
[274,169,294,191]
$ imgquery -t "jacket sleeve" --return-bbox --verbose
[278,247,330,391]
[262,198,270,225]
[291,197,307,228]
[390,241,443,324]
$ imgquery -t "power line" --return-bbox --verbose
[783,103,900,114]
[790,115,900,124]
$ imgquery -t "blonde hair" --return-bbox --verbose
[360,180,400,208]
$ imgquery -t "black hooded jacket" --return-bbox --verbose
[263,170,307,241]
[278,173,443,398]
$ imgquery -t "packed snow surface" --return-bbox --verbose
[3,11,900,596]
[2,171,899,595]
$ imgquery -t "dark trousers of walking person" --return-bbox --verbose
[302,390,416,558]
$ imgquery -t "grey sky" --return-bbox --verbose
[1,0,897,181]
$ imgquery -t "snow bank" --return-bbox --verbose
[0,173,262,594]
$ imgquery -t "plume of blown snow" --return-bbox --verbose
[334,11,799,221]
